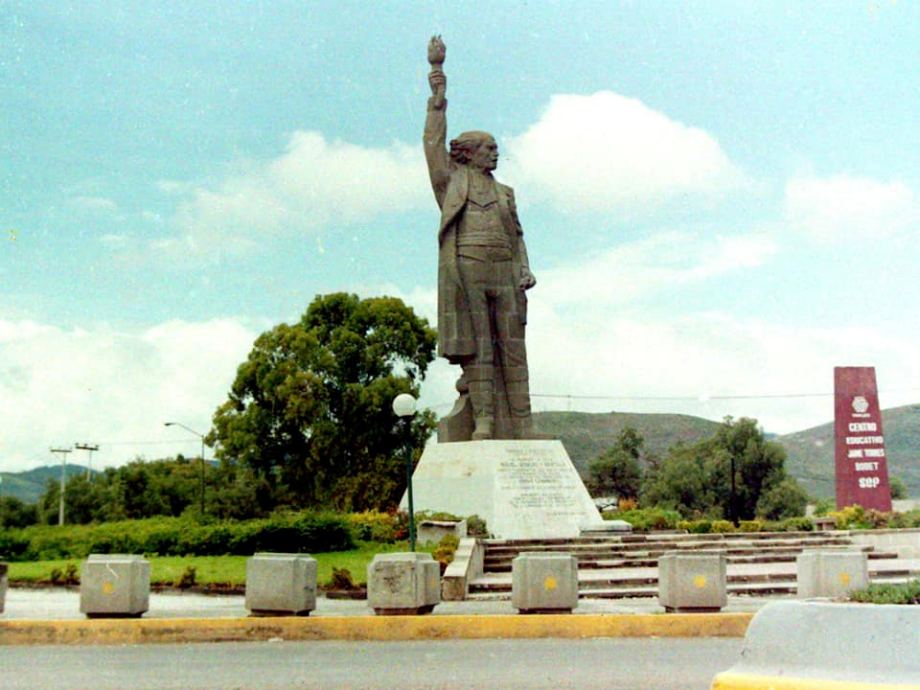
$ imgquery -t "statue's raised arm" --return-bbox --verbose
[427,35,446,110]
[424,35,449,205]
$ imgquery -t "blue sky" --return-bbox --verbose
[2,1,919,471]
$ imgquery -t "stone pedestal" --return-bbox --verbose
[581,520,633,535]
[80,554,150,618]
[0,563,8,615]
[245,553,317,616]
[416,519,467,546]
[797,550,869,599]
[658,552,727,612]
[367,552,440,615]
[512,552,578,614]
[402,440,603,539]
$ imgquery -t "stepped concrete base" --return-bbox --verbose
[367,552,440,615]
[401,440,603,539]
[512,552,578,613]
[245,553,317,616]
[80,555,150,618]
[796,550,868,599]
[468,529,920,602]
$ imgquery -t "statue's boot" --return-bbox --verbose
[467,366,494,441]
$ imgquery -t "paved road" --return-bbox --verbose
[0,638,742,689]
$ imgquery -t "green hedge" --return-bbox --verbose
[603,507,682,531]
[850,579,920,605]
[0,512,355,562]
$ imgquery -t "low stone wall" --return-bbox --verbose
[846,527,920,558]
[442,537,483,601]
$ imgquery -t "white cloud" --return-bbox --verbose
[538,231,777,306]
[70,195,118,213]
[162,131,430,257]
[523,305,920,434]
[502,91,745,213]
[0,318,257,472]
[785,175,918,242]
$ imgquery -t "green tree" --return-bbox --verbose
[37,457,223,524]
[755,476,809,519]
[890,476,908,500]
[208,293,437,511]
[0,496,38,528]
[640,443,718,518]
[587,427,644,500]
[641,417,791,521]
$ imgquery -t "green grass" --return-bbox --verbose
[849,579,920,605]
[6,540,432,588]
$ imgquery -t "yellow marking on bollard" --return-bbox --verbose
[544,576,557,591]
[693,575,707,589]
[102,581,115,595]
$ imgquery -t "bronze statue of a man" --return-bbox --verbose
[424,36,539,442]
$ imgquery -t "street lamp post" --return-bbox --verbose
[392,393,418,552]
[164,422,206,515]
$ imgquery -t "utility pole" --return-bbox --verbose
[50,446,73,526]
[75,443,99,478]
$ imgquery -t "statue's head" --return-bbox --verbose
[450,131,498,172]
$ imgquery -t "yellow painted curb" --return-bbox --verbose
[712,671,920,690]
[0,612,752,645]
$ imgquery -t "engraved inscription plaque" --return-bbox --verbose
[402,440,603,539]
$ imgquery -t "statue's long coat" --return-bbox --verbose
[423,100,527,363]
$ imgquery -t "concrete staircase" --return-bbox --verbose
[467,530,920,600]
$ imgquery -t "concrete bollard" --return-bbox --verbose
[80,554,150,618]
[658,552,727,612]
[512,552,579,614]
[367,552,440,615]
[0,562,7,615]
[796,549,868,599]
[711,600,920,688]
[245,552,317,616]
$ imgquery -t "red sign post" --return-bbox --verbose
[834,367,892,511]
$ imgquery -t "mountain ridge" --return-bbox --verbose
[3,405,917,503]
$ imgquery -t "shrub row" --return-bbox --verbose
[342,510,487,542]
[0,512,355,562]
[674,517,815,534]
[827,506,920,530]
[602,504,920,534]
[602,507,820,533]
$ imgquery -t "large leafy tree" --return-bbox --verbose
[587,427,644,501]
[641,416,799,521]
[208,293,437,511]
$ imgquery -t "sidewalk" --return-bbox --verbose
[2,586,778,620]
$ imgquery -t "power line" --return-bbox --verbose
[531,392,831,401]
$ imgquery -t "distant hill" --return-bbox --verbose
[0,465,93,504]
[5,405,917,504]
[778,403,920,499]
[534,405,920,499]
[533,411,721,475]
